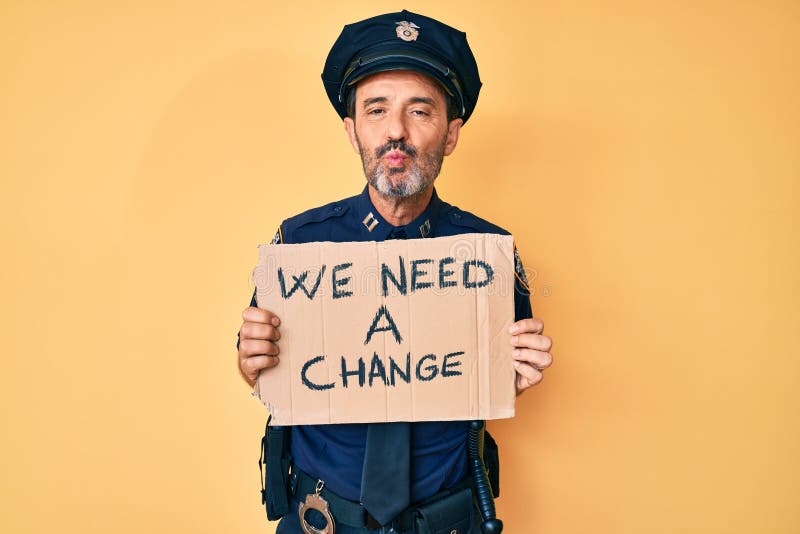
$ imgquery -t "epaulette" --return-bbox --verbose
[280,201,351,243]
[446,206,510,236]
[445,206,529,293]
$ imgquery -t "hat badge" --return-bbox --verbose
[395,21,420,42]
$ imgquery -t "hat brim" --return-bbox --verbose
[338,48,466,118]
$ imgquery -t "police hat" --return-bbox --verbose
[322,10,482,124]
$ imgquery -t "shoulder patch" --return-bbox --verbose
[269,227,282,244]
[514,246,530,293]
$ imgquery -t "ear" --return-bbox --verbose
[443,118,463,156]
[343,117,360,155]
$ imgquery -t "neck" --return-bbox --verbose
[368,184,433,227]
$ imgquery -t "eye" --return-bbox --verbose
[366,108,385,116]
[410,109,430,116]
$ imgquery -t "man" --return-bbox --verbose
[237,10,553,533]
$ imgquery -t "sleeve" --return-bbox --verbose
[513,246,533,322]
[236,226,283,350]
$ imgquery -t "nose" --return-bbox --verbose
[385,108,408,142]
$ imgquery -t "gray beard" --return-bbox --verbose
[358,138,446,199]
[368,163,428,197]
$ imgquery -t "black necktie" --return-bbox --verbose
[360,229,411,525]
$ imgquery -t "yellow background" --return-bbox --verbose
[2,1,798,532]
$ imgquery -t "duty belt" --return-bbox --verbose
[290,466,472,530]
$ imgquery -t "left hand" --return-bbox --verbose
[509,317,553,395]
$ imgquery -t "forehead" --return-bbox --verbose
[353,70,447,103]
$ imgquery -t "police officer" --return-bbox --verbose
[237,10,553,534]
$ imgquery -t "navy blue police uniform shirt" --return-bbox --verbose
[243,185,533,504]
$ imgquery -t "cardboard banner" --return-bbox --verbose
[252,233,516,425]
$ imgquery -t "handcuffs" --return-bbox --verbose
[298,479,335,534]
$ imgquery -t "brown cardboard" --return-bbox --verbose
[252,233,516,425]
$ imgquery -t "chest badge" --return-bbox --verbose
[395,21,420,42]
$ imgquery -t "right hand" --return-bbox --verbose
[238,307,282,387]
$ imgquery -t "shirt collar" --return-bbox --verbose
[356,185,442,241]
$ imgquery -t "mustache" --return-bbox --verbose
[375,140,418,158]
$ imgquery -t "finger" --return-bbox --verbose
[512,348,553,370]
[514,363,543,391]
[240,322,281,342]
[242,306,281,327]
[238,338,280,358]
[510,333,552,352]
[515,373,529,394]
[508,317,543,335]
[242,355,280,379]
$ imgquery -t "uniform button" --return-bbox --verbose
[454,213,461,219]
[334,206,341,212]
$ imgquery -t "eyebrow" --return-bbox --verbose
[361,96,388,108]
[408,97,436,106]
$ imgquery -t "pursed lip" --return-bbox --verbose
[384,150,408,166]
